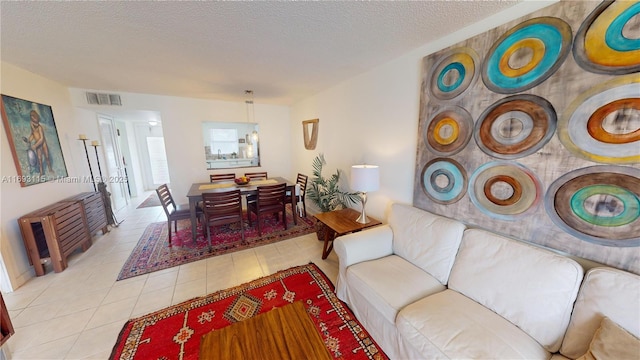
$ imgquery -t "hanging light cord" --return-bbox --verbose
[245,90,254,123]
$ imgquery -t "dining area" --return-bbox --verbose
[116,172,313,281]
[157,172,308,250]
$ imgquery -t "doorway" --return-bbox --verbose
[134,122,170,190]
[98,115,129,212]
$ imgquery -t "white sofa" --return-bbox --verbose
[334,203,640,359]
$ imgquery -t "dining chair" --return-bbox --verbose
[244,172,268,206]
[247,183,287,236]
[285,173,308,218]
[156,184,201,246]
[210,173,235,182]
[201,190,244,250]
[244,172,268,180]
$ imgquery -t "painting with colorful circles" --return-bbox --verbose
[413,0,640,274]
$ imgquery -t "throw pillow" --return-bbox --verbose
[576,316,640,360]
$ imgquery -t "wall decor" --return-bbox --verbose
[413,0,640,274]
[1,95,68,187]
[303,118,319,150]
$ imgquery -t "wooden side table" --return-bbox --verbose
[315,208,382,259]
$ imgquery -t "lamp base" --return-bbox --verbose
[355,212,370,224]
[355,192,370,224]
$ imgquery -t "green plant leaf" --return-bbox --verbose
[307,153,362,212]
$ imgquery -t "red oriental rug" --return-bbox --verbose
[110,263,387,360]
[117,208,316,280]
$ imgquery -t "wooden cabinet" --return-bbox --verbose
[62,192,108,236]
[18,200,92,276]
[0,293,14,347]
[19,192,109,276]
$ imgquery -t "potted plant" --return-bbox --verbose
[307,154,360,239]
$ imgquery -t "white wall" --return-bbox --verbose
[68,90,292,202]
[70,89,291,203]
[289,0,557,222]
[0,63,96,291]
[124,121,145,196]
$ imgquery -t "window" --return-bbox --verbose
[210,128,239,155]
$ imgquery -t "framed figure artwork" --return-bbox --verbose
[1,95,68,186]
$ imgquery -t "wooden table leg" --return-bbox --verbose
[189,197,198,241]
[291,192,298,225]
[321,226,336,259]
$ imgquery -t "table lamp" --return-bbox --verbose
[350,165,379,224]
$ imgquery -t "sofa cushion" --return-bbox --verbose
[396,289,550,359]
[448,229,583,352]
[388,203,465,284]
[345,255,446,325]
[560,267,640,359]
[576,317,640,360]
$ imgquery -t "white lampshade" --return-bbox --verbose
[350,165,380,192]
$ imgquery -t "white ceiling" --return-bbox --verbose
[1,1,520,105]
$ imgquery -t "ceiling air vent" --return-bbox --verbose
[86,92,122,106]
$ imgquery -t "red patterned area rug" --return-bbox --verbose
[117,209,316,280]
[110,263,387,360]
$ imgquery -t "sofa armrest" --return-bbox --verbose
[334,224,393,301]
[334,224,394,267]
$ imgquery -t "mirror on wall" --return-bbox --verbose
[202,122,260,169]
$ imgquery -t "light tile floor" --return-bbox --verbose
[2,193,339,359]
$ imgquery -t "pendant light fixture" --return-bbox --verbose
[245,90,259,144]
[245,90,255,124]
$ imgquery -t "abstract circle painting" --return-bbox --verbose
[424,106,474,156]
[482,17,572,94]
[573,1,640,74]
[545,165,640,247]
[428,47,480,101]
[421,158,467,204]
[474,94,557,159]
[468,161,542,220]
[558,74,640,164]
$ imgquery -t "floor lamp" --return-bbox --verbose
[91,141,119,226]
[350,165,380,224]
[78,135,96,191]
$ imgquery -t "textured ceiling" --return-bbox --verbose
[1,1,520,105]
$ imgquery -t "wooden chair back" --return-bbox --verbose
[248,183,287,235]
[156,183,196,246]
[156,184,177,217]
[296,173,308,195]
[202,190,245,245]
[202,190,243,225]
[210,173,236,182]
[285,173,308,217]
[245,172,268,180]
[256,183,286,210]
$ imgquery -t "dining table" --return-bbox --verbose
[186,177,298,241]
